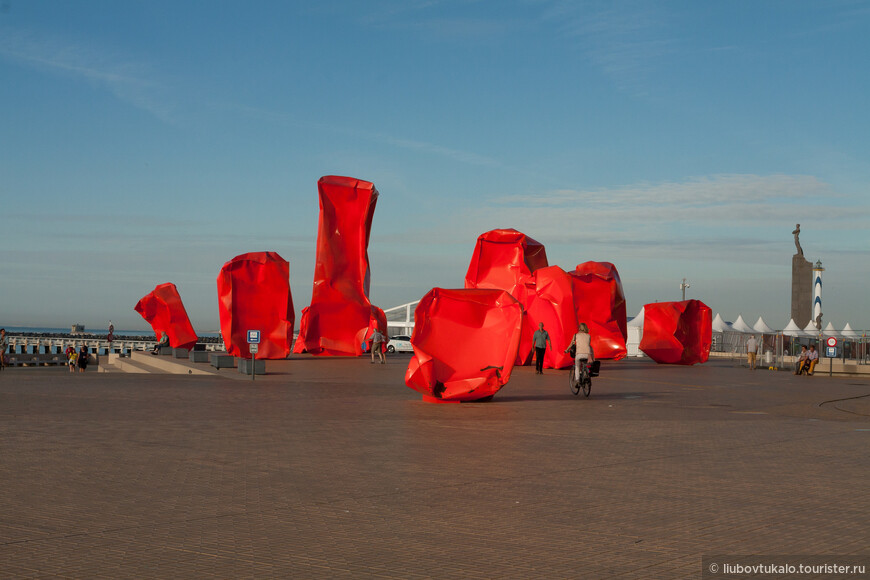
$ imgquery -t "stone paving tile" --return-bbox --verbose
[1,360,868,578]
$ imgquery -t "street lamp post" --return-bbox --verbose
[680,278,690,301]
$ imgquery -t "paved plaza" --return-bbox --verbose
[1,357,868,578]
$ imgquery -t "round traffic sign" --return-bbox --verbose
[826,336,837,348]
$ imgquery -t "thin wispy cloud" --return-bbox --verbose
[537,0,677,95]
[0,28,172,121]
[229,103,501,167]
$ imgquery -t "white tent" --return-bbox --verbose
[803,320,821,338]
[731,315,753,333]
[823,322,840,337]
[712,313,731,333]
[752,316,774,333]
[627,307,644,328]
[841,323,860,339]
[782,318,803,337]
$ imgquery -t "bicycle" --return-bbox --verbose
[568,360,592,397]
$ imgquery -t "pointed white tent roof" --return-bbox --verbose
[752,316,774,333]
[782,318,803,337]
[803,320,821,337]
[627,306,644,328]
[712,313,731,332]
[841,323,860,338]
[823,322,840,337]
[730,315,753,333]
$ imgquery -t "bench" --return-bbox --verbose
[189,351,210,363]
[238,358,265,375]
[210,354,236,369]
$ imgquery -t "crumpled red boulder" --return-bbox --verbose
[293,176,387,356]
[134,283,198,350]
[639,300,712,365]
[216,251,295,359]
[405,288,523,402]
[569,262,628,360]
[464,228,548,364]
[525,266,577,369]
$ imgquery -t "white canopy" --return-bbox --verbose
[730,315,754,333]
[752,316,774,333]
[823,322,840,338]
[712,313,731,332]
[803,320,821,337]
[627,306,644,328]
[841,323,860,339]
[782,318,803,337]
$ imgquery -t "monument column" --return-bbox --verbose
[790,224,813,328]
[813,260,824,327]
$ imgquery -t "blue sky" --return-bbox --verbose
[1,0,868,333]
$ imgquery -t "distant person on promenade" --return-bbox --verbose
[532,322,552,375]
[746,335,758,370]
[107,320,115,343]
[0,328,7,371]
[78,345,89,372]
[370,328,386,364]
[67,348,77,373]
[566,322,595,380]
[794,345,808,375]
[151,332,169,355]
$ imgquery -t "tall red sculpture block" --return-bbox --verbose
[464,228,548,365]
[569,262,628,360]
[292,176,386,356]
[525,266,577,369]
[639,300,712,365]
[405,288,523,403]
[217,251,295,359]
[134,283,198,350]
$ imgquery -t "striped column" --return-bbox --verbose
[812,260,824,325]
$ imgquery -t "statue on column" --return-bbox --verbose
[792,224,803,256]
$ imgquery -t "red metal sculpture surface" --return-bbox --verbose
[464,228,548,364]
[525,266,577,369]
[569,262,628,360]
[293,176,387,356]
[639,299,712,365]
[134,282,198,350]
[405,288,523,403]
[216,251,295,359]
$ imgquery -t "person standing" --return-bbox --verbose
[532,322,552,374]
[746,335,758,370]
[78,345,89,372]
[370,328,386,365]
[0,328,7,371]
[68,348,77,373]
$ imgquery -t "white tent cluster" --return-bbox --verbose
[712,314,861,338]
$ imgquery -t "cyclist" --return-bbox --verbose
[565,322,594,383]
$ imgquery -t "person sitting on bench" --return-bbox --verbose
[151,332,169,355]
[794,345,808,375]
[801,345,819,375]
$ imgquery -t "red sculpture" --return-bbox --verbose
[525,266,577,369]
[405,288,523,403]
[639,300,712,365]
[216,251,295,359]
[134,282,198,350]
[464,228,548,364]
[293,176,387,356]
[569,262,628,360]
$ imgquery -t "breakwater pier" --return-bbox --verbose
[4,332,224,357]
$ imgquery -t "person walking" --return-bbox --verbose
[566,322,595,381]
[0,328,7,371]
[532,322,552,374]
[78,345,89,372]
[746,335,758,370]
[370,328,386,365]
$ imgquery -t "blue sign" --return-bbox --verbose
[826,346,837,358]
[247,330,261,344]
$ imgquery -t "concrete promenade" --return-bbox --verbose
[1,358,868,578]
